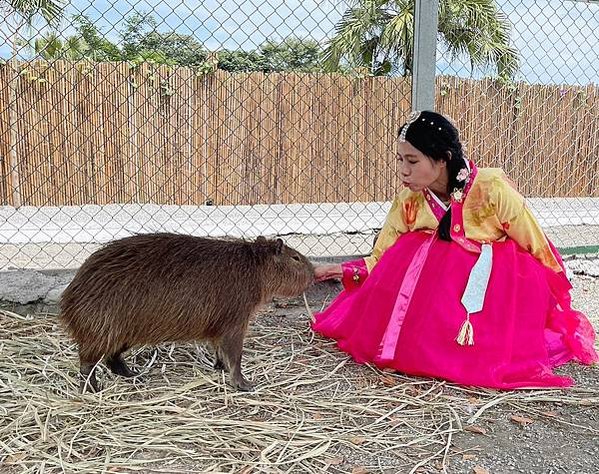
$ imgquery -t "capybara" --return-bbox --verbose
[59,233,314,392]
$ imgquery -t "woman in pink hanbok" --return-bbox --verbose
[313,110,597,389]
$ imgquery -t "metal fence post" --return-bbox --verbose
[411,0,439,112]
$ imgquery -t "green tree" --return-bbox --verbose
[21,15,119,61]
[17,12,326,75]
[217,50,266,72]
[71,15,120,61]
[217,39,322,73]
[259,38,321,72]
[120,12,157,60]
[137,32,207,66]
[118,13,207,66]
[324,0,518,79]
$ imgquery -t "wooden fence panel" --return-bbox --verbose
[0,61,597,206]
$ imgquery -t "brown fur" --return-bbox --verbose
[59,233,314,392]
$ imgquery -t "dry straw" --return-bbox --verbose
[1,307,597,473]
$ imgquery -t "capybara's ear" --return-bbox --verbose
[275,238,284,254]
[256,236,267,244]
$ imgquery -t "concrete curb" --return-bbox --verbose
[1,255,597,306]
[0,258,352,305]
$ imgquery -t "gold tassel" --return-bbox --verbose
[456,315,474,346]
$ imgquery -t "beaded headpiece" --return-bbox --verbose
[399,110,421,142]
[399,110,449,143]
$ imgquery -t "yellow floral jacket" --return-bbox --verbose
[363,167,564,275]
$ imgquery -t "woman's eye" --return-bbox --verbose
[409,160,418,165]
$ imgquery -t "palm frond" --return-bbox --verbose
[8,0,65,25]
[439,0,519,78]
[322,0,388,71]
[379,5,414,74]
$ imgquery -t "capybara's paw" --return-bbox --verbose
[107,357,138,378]
[213,358,227,372]
[80,377,100,394]
[232,376,254,392]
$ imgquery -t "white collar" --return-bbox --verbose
[425,158,470,211]
[428,190,449,211]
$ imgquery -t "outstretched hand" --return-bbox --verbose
[314,263,343,282]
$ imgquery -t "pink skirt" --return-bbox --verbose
[313,231,598,389]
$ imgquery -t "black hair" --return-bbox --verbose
[397,111,468,241]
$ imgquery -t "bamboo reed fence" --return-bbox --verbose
[1,60,597,207]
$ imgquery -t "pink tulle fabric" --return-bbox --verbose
[313,231,598,389]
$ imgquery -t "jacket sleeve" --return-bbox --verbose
[490,171,564,274]
[341,196,408,290]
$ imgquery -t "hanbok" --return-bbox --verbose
[313,163,598,389]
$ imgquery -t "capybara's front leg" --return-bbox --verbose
[219,330,253,392]
[212,344,228,372]
[78,345,102,393]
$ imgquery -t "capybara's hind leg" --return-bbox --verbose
[79,360,100,393]
[220,331,253,392]
[106,345,138,378]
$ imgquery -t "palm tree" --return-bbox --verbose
[2,0,64,24]
[30,33,85,60]
[323,0,518,79]
[1,0,65,54]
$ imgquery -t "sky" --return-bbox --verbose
[1,0,598,86]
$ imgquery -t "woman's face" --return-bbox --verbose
[397,140,446,193]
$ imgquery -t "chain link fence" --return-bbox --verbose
[0,0,598,271]
[436,0,599,252]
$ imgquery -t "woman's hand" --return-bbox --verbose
[314,263,343,282]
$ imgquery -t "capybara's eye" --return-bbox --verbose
[292,255,301,262]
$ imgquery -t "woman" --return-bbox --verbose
[313,110,597,389]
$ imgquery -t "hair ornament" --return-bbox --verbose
[399,110,422,142]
